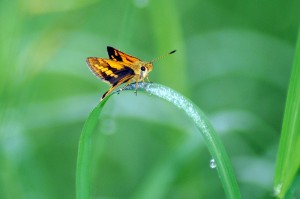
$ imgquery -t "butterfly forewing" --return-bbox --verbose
[107,46,140,65]
[86,57,135,86]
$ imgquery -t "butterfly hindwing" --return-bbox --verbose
[86,57,135,86]
[107,46,140,65]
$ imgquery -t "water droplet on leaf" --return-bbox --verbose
[274,183,282,196]
[210,159,216,169]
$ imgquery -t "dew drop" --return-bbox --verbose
[210,159,216,169]
[274,183,282,196]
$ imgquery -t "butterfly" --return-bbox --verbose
[86,46,176,101]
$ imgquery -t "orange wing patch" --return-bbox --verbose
[86,57,135,86]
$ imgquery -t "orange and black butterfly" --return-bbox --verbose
[86,46,176,100]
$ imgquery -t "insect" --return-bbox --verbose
[86,46,176,101]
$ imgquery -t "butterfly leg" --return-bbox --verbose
[119,80,132,92]
[146,76,152,83]
[135,81,138,96]
[134,75,141,96]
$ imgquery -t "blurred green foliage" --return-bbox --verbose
[0,0,300,198]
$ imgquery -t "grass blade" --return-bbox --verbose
[76,98,110,199]
[274,29,300,198]
[76,83,241,199]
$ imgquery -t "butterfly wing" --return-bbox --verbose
[86,57,135,86]
[107,46,140,65]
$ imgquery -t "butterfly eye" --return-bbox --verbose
[141,66,146,71]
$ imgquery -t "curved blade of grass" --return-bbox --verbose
[76,83,241,199]
[76,97,110,199]
[274,29,300,198]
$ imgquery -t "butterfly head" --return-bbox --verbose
[139,62,153,79]
[139,50,176,80]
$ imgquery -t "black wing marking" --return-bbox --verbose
[103,66,135,86]
[107,46,123,61]
[107,46,140,64]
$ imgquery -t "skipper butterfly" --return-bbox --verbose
[86,46,176,100]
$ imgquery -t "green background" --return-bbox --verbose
[1,0,299,198]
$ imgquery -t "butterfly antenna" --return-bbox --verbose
[150,50,176,63]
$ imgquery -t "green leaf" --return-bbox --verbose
[76,83,241,199]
